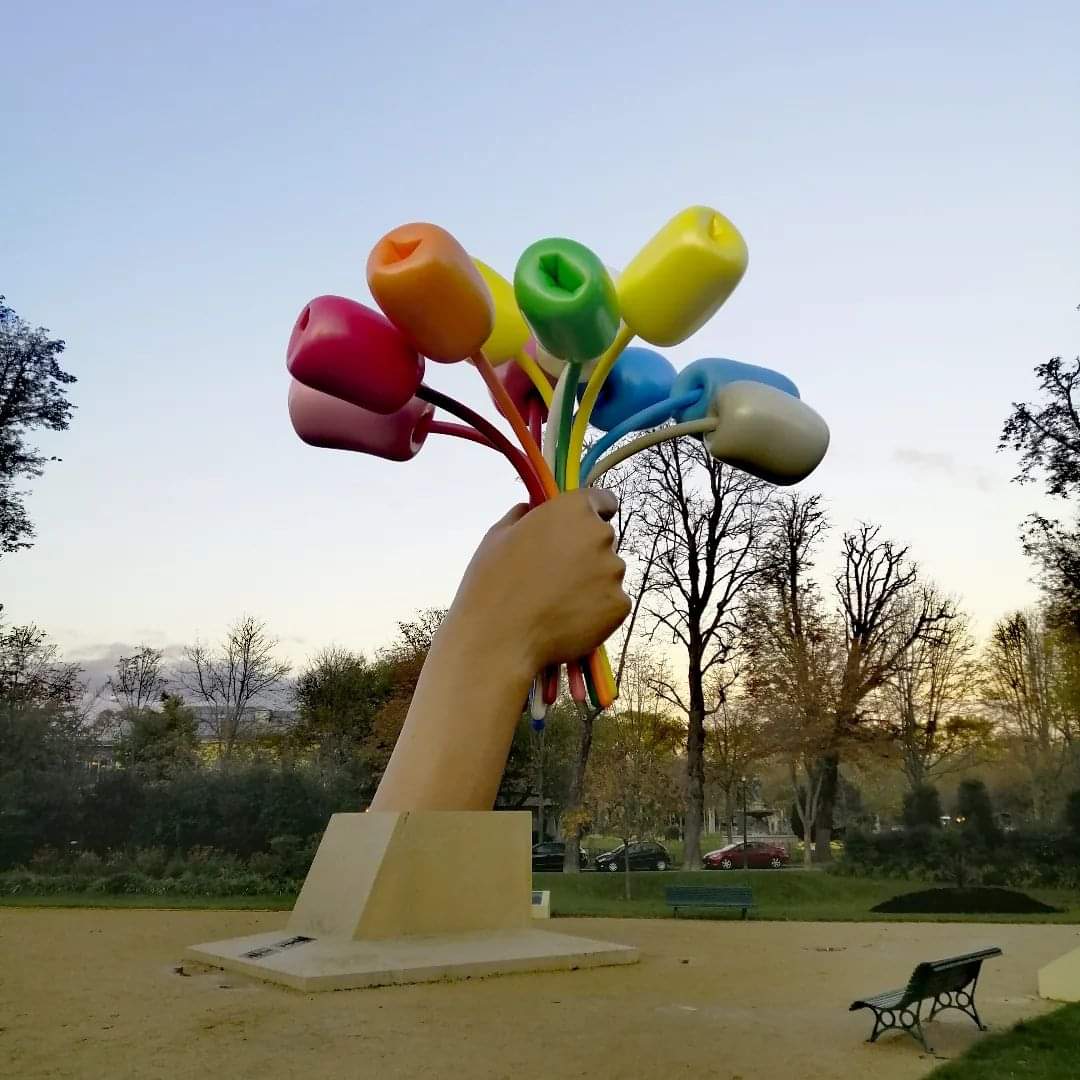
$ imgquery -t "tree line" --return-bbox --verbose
[3,293,1079,878]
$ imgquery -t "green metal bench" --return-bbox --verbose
[849,947,1003,1052]
[665,885,753,919]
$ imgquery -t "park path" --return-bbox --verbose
[3,909,1077,1079]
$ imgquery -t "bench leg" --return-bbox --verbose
[741,907,747,920]
[866,1004,933,1054]
[901,1004,932,1054]
[929,974,988,1032]
[866,1007,895,1044]
[930,989,986,1031]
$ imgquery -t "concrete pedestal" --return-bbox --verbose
[1039,946,1080,1002]
[187,811,637,991]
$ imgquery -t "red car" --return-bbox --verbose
[704,841,790,870]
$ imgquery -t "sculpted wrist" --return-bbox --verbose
[440,604,538,692]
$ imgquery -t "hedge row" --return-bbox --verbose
[0,763,367,870]
[835,827,1080,889]
[0,869,302,897]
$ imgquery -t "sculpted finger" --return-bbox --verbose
[586,487,619,522]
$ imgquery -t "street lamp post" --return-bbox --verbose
[741,775,749,870]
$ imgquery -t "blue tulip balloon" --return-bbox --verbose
[578,347,677,432]
[671,358,800,422]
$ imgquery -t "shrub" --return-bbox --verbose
[902,785,943,830]
[956,779,1001,849]
[133,847,168,878]
[74,850,103,873]
[1065,790,1080,839]
[29,847,65,873]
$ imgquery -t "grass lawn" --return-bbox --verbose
[5,870,1076,923]
[534,869,1080,923]
[927,1003,1080,1079]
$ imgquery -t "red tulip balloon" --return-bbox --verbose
[287,295,424,415]
[490,341,555,422]
[288,380,433,462]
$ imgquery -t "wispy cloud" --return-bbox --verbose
[893,448,996,493]
[70,641,188,701]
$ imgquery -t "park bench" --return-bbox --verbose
[665,885,753,919]
[849,947,1003,1052]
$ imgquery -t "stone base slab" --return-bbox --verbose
[186,926,638,992]
[1039,945,1080,1002]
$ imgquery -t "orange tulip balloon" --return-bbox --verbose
[367,223,494,363]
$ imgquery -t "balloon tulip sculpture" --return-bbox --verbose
[286,206,830,726]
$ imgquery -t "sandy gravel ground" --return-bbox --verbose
[3,909,1077,1080]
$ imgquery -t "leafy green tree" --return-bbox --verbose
[116,694,198,779]
[367,609,447,776]
[0,624,88,866]
[585,707,681,898]
[495,701,579,840]
[1000,347,1080,630]
[0,298,76,555]
[902,783,943,830]
[291,647,389,775]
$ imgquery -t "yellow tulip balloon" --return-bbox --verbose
[473,259,531,365]
[617,206,748,346]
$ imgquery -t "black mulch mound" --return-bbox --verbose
[872,887,1060,915]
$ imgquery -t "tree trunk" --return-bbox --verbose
[901,750,926,792]
[790,761,820,868]
[813,752,839,863]
[683,675,706,869]
[623,836,632,900]
[562,706,597,872]
[724,785,735,843]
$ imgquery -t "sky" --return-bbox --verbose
[3,1,1079,689]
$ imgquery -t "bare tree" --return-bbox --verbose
[813,524,953,858]
[0,623,83,708]
[108,646,166,712]
[705,693,769,844]
[884,590,990,789]
[178,616,291,757]
[584,670,681,898]
[742,493,840,866]
[984,610,1077,822]
[640,439,771,868]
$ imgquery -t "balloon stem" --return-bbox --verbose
[565,323,635,489]
[472,353,560,499]
[416,385,546,506]
[426,419,494,448]
[514,349,554,408]
[554,362,581,490]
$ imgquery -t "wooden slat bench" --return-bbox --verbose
[664,885,753,919]
[849,947,1003,1052]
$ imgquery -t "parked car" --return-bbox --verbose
[594,841,671,872]
[532,841,588,871]
[703,841,790,870]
